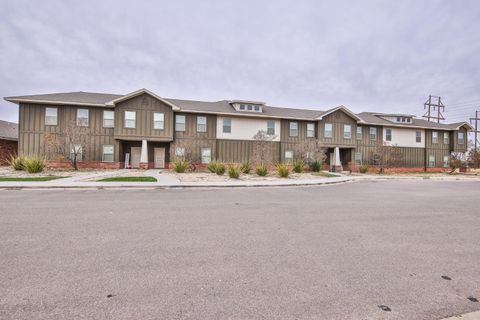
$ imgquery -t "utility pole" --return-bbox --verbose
[470,110,480,152]
[423,95,445,123]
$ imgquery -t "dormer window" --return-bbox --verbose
[247,105,252,111]
[239,104,245,110]
[231,101,265,113]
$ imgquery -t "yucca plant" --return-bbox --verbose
[239,161,252,174]
[22,156,46,173]
[276,164,290,178]
[228,166,241,179]
[173,159,190,173]
[292,160,304,173]
[256,165,268,176]
[8,155,26,171]
[310,160,322,172]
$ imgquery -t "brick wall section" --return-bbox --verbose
[47,161,123,169]
[0,139,17,165]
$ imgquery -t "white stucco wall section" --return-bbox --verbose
[383,127,425,148]
[216,116,281,141]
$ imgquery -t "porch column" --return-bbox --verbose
[140,139,148,169]
[333,147,343,172]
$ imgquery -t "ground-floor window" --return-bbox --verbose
[354,152,362,165]
[428,155,435,167]
[285,150,293,164]
[201,148,211,164]
[70,144,83,161]
[443,155,449,168]
[175,147,185,159]
[102,145,114,162]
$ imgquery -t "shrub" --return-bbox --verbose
[214,162,226,175]
[22,156,46,173]
[239,161,252,174]
[276,164,290,178]
[310,160,322,172]
[173,159,190,173]
[256,165,268,176]
[8,155,25,171]
[207,161,217,173]
[292,160,304,173]
[359,163,369,174]
[228,166,241,179]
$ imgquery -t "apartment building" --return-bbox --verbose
[4,89,472,171]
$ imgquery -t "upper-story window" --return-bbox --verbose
[324,123,333,138]
[289,122,298,137]
[356,126,362,140]
[416,131,422,143]
[45,107,58,126]
[103,110,114,128]
[458,132,465,144]
[154,112,165,130]
[432,131,438,144]
[307,123,315,138]
[267,120,275,135]
[444,132,449,145]
[175,115,186,132]
[223,118,231,133]
[369,127,377,140]
[197,116,207,132]
[124,111,136,129]
[344,124,352,139]
[247,105,253,111]
[239,104,245,110]
[385,128,392,141]
[254,105,260,111]
[77,108,89,127]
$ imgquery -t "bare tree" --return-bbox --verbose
[370,142,404,173]
[468,149,480,168]
[449,152,465,173]
[293,139,326,165]
[252,130,277,167]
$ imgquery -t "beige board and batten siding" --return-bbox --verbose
[18,103,118,161]
[280,120,318,162]
[453,127,468,153]
[114,93,174,141]
[318,110,357,146]
[425,129,451,167]
[216,140,281,164]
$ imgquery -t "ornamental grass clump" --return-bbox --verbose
[256,165,268,176]
[292,160,304,173]
[173,159,190,173]
[8,155,26,171]
[310,160,322,172]
[239,161,252,174]
[22,156,46,173]
[276,164,290,178]
[228,166,241,179]
[359,163,369,174]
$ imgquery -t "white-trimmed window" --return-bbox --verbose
[239,104,245,110]
[444,132,449,145]
[369,127,377,140]
[103,110,114,128]
[344,124,352,139]
[285,150,293,164]
[201,148,211,164]
[124,111,136,128]
[267,120,275,135]
[356,126,362,140]
[70,144,83,161]
[385,128,392,141]
[458,132,465,144]
[354,152,362,165]
[223,118,231,133]
[416,131,422,143]
[307,123,315,138]
[428,155,435,168]
[432,131,438,144]
[102,145,114,162]
[76,108,89,126]
[154,112,165,130]
[175,147,185,158]
[45,107,58,125]
[175,115,186,132]
[197,116,207,132]
[443,155,449,168]
[289,122,298,137]
[324,123,333,138]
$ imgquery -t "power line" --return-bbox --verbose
[423,95,445,123]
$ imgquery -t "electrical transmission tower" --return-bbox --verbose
[470,111,480,152]
[423,95,445,123]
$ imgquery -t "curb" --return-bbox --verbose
[0,178,356,190]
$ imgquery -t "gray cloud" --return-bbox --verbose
[1,0,480,122]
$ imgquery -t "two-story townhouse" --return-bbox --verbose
[4,88,472,171]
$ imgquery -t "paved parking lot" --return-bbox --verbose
[1,180,479,320]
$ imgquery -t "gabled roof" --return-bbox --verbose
[4,91,121,106]
[0,120,18,140]
[316,105,363,122]
[105,88,180,110]
[357,112,473,130]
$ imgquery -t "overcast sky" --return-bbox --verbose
[1,0,480,123]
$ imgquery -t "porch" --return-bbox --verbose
[119,140,170,169]
[325,147,354,172]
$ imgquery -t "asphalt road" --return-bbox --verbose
[1,180,480,320]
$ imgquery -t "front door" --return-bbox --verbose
[130,147,141,168]
[154,147,165,169]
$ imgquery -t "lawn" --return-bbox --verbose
[0,176,66,182]
[312,172,338,178]
[98,176,157,182]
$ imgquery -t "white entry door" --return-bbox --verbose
[154,147,165,169]
[130,147,141,168]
